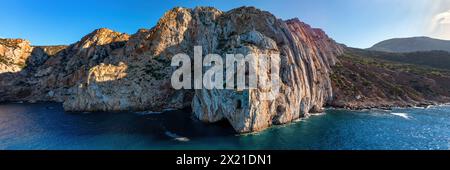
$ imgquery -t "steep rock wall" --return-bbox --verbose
[0,7,343,133]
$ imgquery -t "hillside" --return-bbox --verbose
[330,48,450,109]
[349,48,450,70]
[369,37,450,53]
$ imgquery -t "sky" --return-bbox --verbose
[0,0,449,48]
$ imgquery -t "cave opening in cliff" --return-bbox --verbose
[236,99,243,109]
[172,104,237,135]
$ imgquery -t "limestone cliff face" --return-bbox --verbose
[0,7,343,133]
[0,39,33,73]
[62,26,192,112]
[71,6,341,132]
[188,9,344,133]
[0,39,67,102]
[0,28,127,103]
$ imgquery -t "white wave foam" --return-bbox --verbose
[310,112,326,116]
[165,131,190,142]
[294,118,307,122]
[390,112,410,119]
[413,106,426,109]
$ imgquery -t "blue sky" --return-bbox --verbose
[1,0,449,48]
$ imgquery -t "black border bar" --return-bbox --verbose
[0,150,448,168]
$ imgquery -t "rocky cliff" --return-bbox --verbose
[0,7,344,133]
[189,11,344,132]
[0,39,33,73]
[65,7,343,133]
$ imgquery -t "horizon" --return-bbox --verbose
[1,0,449,48]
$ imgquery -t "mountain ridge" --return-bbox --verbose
[369,36,450,53]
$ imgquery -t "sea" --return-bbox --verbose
[0,103,449,150]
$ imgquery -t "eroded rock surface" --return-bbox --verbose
[0,7,343,133]
[0,39,33,73]
[178,8,345,133]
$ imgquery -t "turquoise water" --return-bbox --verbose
[0,103,449,150]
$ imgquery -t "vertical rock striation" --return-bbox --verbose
[0,7,343,133]
[131,7,343,133]
[188,9,344,133]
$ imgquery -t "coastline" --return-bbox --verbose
[3,100,449,137]
[327,100,450,111]
[4,100,450,114]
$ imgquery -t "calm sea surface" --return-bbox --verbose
[0,103,449,150]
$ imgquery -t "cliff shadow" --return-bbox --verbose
[0,45,67,102]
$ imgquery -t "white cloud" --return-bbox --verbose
[425,0,450,40]
[434,10,450,24]
[428,10,450,40]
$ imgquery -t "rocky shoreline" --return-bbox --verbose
[4,100,449,114]
[329,102,450,111]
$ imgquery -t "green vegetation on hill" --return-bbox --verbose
[349,48,450,71]
[329,48,450,109]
